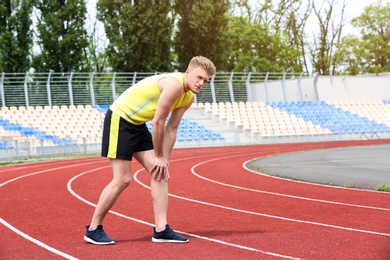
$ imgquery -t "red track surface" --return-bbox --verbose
[1,140,390,259]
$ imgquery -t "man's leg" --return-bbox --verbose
[88,158,132,230]
[134,150,188,243]
[134,150,168,232]
[151,175,169,232]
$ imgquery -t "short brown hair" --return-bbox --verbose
[188,56,216,76]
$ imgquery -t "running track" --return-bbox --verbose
[1,140,390,259]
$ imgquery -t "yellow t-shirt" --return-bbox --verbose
[110,72,193,125]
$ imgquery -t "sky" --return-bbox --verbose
[84,0,388,38]
[330,0,386,35]
[81,0,389,69]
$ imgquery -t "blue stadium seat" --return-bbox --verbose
[146,117,223,142]
[100,104,109,111]
[184,133,193,141]
[177,133,185,141]
[200,133,209,140]
[0,141,7,149]
[270,101,390,134]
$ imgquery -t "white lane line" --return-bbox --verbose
[190,153,390,211]
[0,160,104,187]
[1,218,78,260]
[0,159,105,259]
[244,159,390,195]
[0,158,102,173]
[133,168,390,238]
[258,163,390,168]
[257,156,390,166]
[0,165,31,172]
[67,167,300,259]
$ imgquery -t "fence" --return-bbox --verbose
[1,71,390,160]
[0,71,312,108]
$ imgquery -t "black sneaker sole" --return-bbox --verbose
[84,235,115,245]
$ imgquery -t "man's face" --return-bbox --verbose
[184,67,211,94]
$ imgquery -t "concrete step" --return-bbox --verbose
[180,107,254,146]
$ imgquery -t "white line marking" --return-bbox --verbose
[1,218,78,260]
[0,158,102,173]
[0,160,103,187]
[244,159,390,194]
[0,159,104,259]
[133,168,390,238]
[188,155,390,211]
[180,151,390,211]
[260,163,390,168]
[0,165,31,172]
[4,148,388,259]
[176,230,300,259]
[67,166,300,259]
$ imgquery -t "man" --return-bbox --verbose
[84,56,216,245]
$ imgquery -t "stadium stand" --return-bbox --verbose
[200,101,331,137]
[0,105,100,147]
[0,99,389,159]
[1,71,389,160]
[0,104,224,149]
[267,100,390,135]
[196,100,390,139]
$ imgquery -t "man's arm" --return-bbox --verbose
[151,77,184,181]
[163,100,193,162]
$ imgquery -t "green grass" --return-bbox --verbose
[0,153,100,166]
[375,184,390,192]
[246,162,302,181]
[247,160,390,192]
[344,183,359,189]
[0,161,25,166]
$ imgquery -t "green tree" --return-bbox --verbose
[309,0,347,75]
[0,0,34,106]
[226,1,303,73]
[273,0,310,74]
[228,17,301,73]
[335,35,363,75]
[32,0,90,72]
[86,16,108,73]
[226,16,273,72]
[173,0,231,71]
[0,0,34,73]
[351,2,390,74]
[97,0,173,72]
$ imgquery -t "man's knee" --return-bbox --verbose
[112,175,132,190]
[110,158,133,189]
[122,175,132,187]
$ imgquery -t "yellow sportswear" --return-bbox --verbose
[110,73,193,125]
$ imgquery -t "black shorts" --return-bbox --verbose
[101,109,154,160]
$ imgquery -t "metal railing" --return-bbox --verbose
[0,71,312,108]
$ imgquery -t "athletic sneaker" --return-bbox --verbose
[84,225,115,245]
[152,224,189,243]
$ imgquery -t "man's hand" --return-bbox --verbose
[151,157,169,182]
